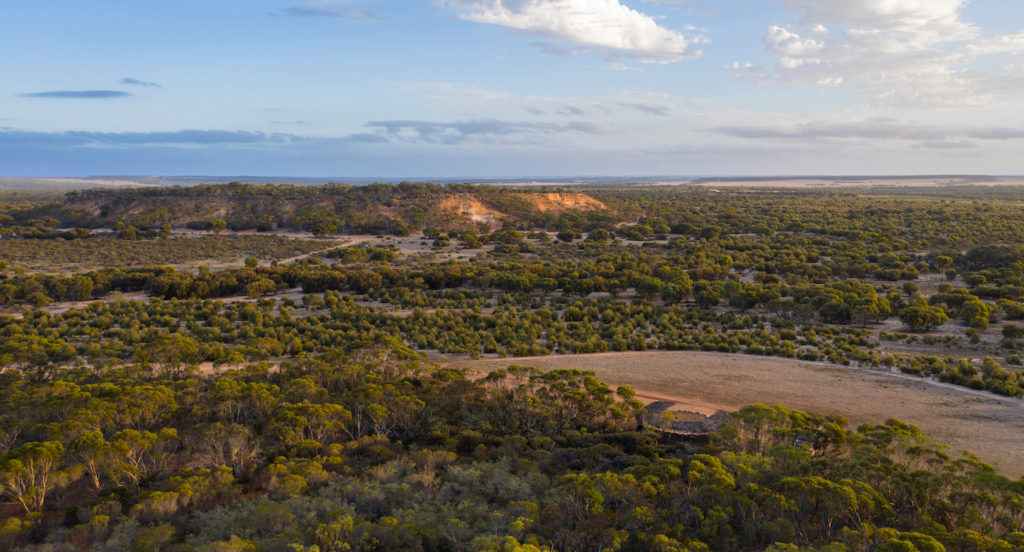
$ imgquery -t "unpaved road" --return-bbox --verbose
[445,351,1024,477]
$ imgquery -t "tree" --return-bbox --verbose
[68,431,112,494]
[313,223,338,237]
[853,295,888,325]
[0,441,66,512]
[206,220,228,234]
[694,287,722,309]
[699,225,722,239]
[633,275,664,300]
[130,524,176,552]
[899,305,948,331]
[960,298,993,330]
[26,291,51,307]
[68,275,94,301]
[247,278,277,298]
[459,230,483,248]
[206,536,258,552]
[193,423,260,474]
[111,428,178,488]
[1002,323,1022,339]
[820,299,851,324]
[851,303,878,326]
[585,229,610,244]
[144,335,203,375]
[660,280,692,304]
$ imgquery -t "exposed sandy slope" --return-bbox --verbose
[439,192,606,230]
[527,192,606,211]
[439,197,505,228]
[445,351,1024,478]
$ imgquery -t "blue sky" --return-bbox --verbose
[3,0,1024,177]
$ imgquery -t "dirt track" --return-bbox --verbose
[445,351,1024,478]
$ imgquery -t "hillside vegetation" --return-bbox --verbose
[20,183,611,235]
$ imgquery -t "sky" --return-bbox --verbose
[3,0,1024,178]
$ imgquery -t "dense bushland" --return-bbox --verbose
[1,350,1022,551]
[2,184,1024,550]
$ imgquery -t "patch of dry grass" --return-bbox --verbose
[447,351,1024,477]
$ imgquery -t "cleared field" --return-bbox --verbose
[445,351,1024,477]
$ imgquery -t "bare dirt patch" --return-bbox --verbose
[439,196,504,229]
[445,351,1024,477]
[526,192,606,212]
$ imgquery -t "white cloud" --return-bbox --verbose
[765,25,823,58]
[438,0,705,62]
[731,0,1024,108]
[968,32,1024,55]
[764,25,823,68]
[779,0,975,43]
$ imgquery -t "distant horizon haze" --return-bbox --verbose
[5,175,1024,192]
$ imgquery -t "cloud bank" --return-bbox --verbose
[0,118,614,149]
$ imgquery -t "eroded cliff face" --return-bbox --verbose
[527,192,606,212]
[438,192,606,229]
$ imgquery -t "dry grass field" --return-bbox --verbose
[446,351,1024,477]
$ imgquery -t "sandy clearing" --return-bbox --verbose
[444,351,1024,477]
